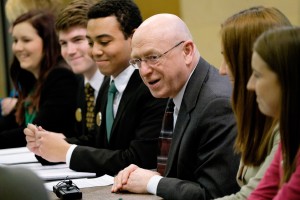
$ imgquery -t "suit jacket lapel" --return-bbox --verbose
[95,76,110,113]
[110,70,141,140]
[96,76,110,140]
[77,76,86,112]
[164,58,211,176]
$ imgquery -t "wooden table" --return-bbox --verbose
[49,185,163,200]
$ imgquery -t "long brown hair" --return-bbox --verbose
[220,6,292,166]
[10,9,62,124]
[254,26,300,183]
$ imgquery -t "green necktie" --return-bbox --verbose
[106,80,117,141]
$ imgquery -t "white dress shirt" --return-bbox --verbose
[84,69,104,101]
[147,66,196,195]
[66,66,136,166]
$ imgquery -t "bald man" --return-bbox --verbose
[112,14,240,200]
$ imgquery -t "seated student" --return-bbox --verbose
[247,26,300,200]
[24,0,167,176]
[55,0,103,140]
[215,6,292,200]
[0,10,78,149]
[112,13,240,200]
[31,0,103,166]
[0,0,72,120]
[0,166,49,200]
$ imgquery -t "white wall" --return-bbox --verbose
[180,0,300,68]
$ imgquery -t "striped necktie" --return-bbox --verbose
[157,99,175,175]
[85,83,95,130]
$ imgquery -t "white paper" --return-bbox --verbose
[13,163,96,181]
[0,152,37,164]
[0,147,98,182]
[16,163,68,170]
[0,147,30,155]
[44,174,114,191]
[33,166,96,181]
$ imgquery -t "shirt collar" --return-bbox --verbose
[84,69,104,93]
[110,65,136,93]
[173,64,197,111]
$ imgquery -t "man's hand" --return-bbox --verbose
[112,164,139,192]
[112,164,159,194]
[24,124,40,155]
[24,124,70,162]
[35,130,69,162]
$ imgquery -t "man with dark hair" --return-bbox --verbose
[28,0,104,166]
[25,0,167,176]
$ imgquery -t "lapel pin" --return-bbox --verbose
[75,108,82,122]
[96,112,102,126]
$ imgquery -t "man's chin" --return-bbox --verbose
[149,90,167,99]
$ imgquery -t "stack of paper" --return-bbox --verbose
[0,147,37,164]
[0,147,96,181]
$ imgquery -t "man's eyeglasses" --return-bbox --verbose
[129,41,185,68]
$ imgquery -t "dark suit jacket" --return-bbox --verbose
[156,58,240,200]
[0,67,78,149]
[37,75,106,165]
[69,70,167,176]
[0,166,49,200]
[73,75,105,138]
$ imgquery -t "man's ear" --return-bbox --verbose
[183,41,194,64]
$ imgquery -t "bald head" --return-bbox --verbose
[131,13,200,98]
[133,14,192,44]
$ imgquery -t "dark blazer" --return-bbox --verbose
[37,74,106,166]
[156,58,240,200]
[69,70,167,176]
[73,75,105,138]
[0,166,49,200]
[0,67,78,149]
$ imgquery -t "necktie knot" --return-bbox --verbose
[85,83,94,96]
[108,81,117,94]
[166,99,175,112]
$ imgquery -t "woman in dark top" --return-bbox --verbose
[0,9,78,149]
